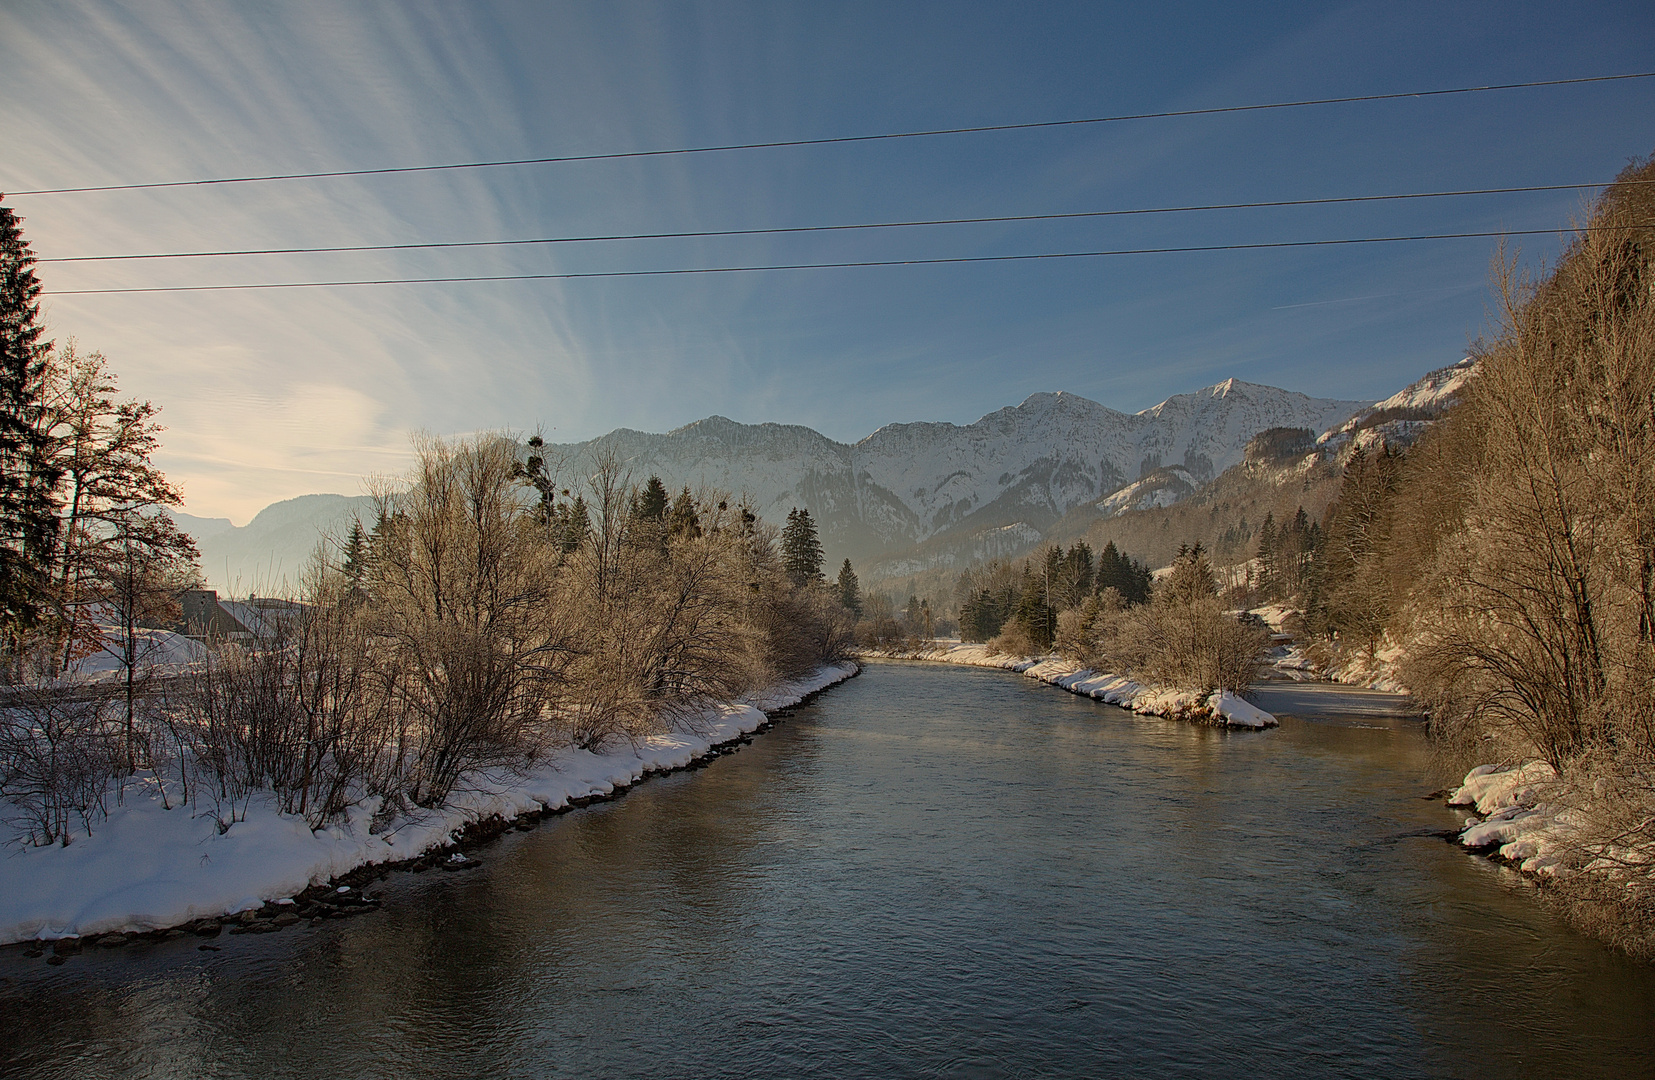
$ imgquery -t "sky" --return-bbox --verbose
[2,1,1652,524]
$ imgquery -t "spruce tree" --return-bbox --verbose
[342,519,369,592]
[1256,512,1278,595]
[667,486,701,540]
[1162,542,1217,606]
[1062,541,1094,606]
[836,558,861,615]
[1014,572,1056,648]
[0,199,60,640]
[780,507,824,585]
[631,476,669,522]
[560,494,590,553]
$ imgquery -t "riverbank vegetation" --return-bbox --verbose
[4,432,856,843]
[1363,160,1655,955]
[865,537,1266,698]
[1174,159,1655,956]
[0,200,854,847]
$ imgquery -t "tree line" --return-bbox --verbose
[1280,158,1655,954]
[0,199,857,844]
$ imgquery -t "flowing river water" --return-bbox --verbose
[2,660,1652,1078]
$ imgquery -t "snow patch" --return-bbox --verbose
[1448,761,1573,875]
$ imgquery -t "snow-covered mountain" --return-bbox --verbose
[1097,466,1199,518]
[551,380,1369,573]
[183,380,1369,596]
[1316,357,1475,459]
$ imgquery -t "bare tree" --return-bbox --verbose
[368,434,572,805]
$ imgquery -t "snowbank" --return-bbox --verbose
[1449,761,1573,875]
[66,627,207,681]
[1246,606,1410,694]
[870,644,1276,729]
[0,662,858,945]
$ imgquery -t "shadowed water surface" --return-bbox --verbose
[3,661,1652,1078]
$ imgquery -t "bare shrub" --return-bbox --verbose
[1085,548,1269,693]
[368,434,572,804]
[988,620,1038,659]
[0,687,123,845]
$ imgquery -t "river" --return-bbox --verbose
[2,660,1651,1078]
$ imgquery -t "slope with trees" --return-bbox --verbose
[1275,158,1655,957]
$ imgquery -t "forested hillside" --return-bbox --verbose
[1291,158,1655,954]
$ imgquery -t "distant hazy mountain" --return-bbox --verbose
[182,379,1370,597]
[171,494,376,596]
[553,379,1369,579]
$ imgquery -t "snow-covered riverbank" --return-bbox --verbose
[865,644,1275,729]
[1449,761,1654,892]
[0,663,858,946]
[1449,761,1574,875]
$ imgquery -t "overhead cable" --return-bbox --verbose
[10,72,1653,198]
[35,180,1648,264]
[44,224,1646,295]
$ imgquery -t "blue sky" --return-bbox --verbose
[2,1,1652,522]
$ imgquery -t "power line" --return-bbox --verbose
[45,225,1638,295]
[11,72,1653,198]
[35,180,1645,264]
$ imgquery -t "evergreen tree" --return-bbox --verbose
[666,486,701,540]
[836,558,861,615]
[780,507,824,585]
[1256,512,1278,594]
[342,518,369,593]
[555,494,590,554]
[630,476,669,522]
[1014,569,1057,649]
[0,199,60,641]
[1309,446,1401,647]
[1053,541,1094,609]
[1096,540,1152,606]
[1162,542,1217,606]
[960,587,1009,642]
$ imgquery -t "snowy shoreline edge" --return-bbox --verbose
[860,644,1276,729]
[0,662,861,947]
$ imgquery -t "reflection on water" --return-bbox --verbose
[3,661,1652,1079]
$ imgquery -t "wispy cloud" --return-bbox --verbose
[3,1,1650,520]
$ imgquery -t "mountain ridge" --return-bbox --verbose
[174,379,1373,595]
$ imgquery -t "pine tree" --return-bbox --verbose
[0,199,60,642]
[780,507,824,585]
[836,558,861,615]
